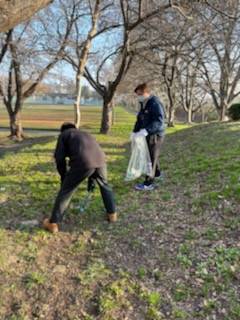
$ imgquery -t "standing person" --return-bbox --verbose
[43,123,117,233]
[132,83,165,191]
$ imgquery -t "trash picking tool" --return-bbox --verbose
[78,177,96,213]
[78,191,93,213]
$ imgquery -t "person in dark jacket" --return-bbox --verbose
[43,123,117,233]
[132,83,165,191]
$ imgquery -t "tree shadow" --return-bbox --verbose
[0,136,55,159]
[0,136,57,231]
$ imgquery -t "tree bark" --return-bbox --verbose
[168,103,175,127]
[74,102,81,128]
[9,111,23,140]
[220,103,228,121]
[100,99,113,134]
[165,81,176,127]
[201,108,205,123]
[74,74,82,128]
[187,106,193,124]
[168,100,175,127]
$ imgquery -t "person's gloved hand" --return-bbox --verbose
[135,129,148,137]
[130,132,136,140]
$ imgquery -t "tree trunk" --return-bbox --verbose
[73,0,100,128]
[168,105,175,127]
[74,102,81,128]
[74,74,82,128]
[201,108,205,123]
[220,103,228,121]
[187,107,193,124]
[166,86,175,127]
[9,111,23,140]
[100,99,113,134]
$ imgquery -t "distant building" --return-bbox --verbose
[26,93,102,106]
[27,93,75,105]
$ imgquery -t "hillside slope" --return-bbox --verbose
[0,111,239,319]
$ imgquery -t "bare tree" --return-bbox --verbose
[64,0,117,128]
[177,60,207,123]
[0,1,80,139]
[120,2,237,124]
[0,30,13,64]
[115,0,229,126]
[197,0,240,121]
[84,0,184,134]
[137,12,196,127]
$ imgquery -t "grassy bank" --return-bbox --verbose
[0,107,239,319]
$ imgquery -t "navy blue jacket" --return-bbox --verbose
[133,96,165,136]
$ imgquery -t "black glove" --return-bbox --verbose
[87,178,96,192]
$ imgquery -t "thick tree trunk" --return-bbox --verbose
[220,103,228,121]
[9,112,23,140]
[216,98,230,122]
[100,99,113,134]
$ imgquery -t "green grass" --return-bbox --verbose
[0,106,240,319]
[0,104,128,131]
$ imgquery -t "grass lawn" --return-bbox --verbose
[0,104,102,130]
[0,106,239,319]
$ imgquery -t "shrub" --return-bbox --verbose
[228,103,240,120]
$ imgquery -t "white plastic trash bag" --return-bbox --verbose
[125,135,153,181]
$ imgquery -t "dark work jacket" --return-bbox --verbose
[54,129,106,181]
[133,95,165,136]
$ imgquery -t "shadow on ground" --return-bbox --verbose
[0,136,55,158]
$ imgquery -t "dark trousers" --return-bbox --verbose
[144,134,164,185]
[50,166,116,223]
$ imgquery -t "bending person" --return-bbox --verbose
[43,123,117,233]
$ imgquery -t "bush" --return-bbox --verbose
[228,103,240,121]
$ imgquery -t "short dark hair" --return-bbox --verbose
[134,83,150,94]
[60,122,76,132]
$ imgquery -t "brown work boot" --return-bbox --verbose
[108,213,117,223]
[43,218,59,233]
